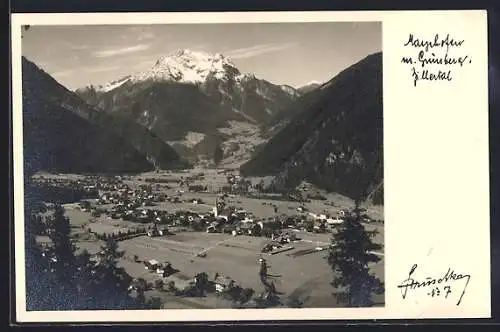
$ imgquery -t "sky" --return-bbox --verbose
[21,22,381,90]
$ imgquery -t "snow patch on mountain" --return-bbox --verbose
[167,131,206,148]
[280,84,299,97]
[95,76,131,93]
[304,80,322,86]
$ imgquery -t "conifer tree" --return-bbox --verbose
[45,204,77,288]
[327,200,384,307]
[213,143,224,165]
[91,237,133,308]
[24,208,56,310]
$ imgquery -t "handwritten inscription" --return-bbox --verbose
[401,34,472,86]
[397,264,471,306]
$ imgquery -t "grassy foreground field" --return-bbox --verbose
[116,230,384,308]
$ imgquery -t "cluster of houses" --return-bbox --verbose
[69,173,356,242]
[129,258,243,299]
[142,259,178,277]
[96,183,167,206]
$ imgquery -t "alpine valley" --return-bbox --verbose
[75,49,302,167]
[23,49,383,203]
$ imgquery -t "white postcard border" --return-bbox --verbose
[11,10,490,322]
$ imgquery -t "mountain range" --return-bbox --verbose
[22,49,383,203]
[75,49,301,165]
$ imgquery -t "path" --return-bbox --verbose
[193,237,235,257]
[299,239,385,257]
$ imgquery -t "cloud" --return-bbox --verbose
[93,43,151,58]
[138,31,155,41]
[225,43,297,59]
[56,40,90,52]
[132,59,154,69]
[70,44,89,51]
[52,69,75,78]
[122,26,157,41]
[87,65,121,73]
[51,65,121,80]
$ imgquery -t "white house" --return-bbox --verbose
[241,217,253,223]
[308,212,318,219]
[218,214,229,222]
[144,259,160,270]
[326,217,343,225]
[214,275,234,293]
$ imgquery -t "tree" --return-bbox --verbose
[154,279,164,291]
[255,180,265,192]
[327,200,384,307]
[80,200,91,211]
[146,297,164,309]
[194,272,209,296]
[239,288,255,304]
[213,143,224,165]
[89,237,132,308]
[166,280,177,293]
[45,204,77,287]
[24,208,59,310]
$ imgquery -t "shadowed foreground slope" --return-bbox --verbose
[22,57,186,177]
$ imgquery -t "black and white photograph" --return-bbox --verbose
[20,20,384,312]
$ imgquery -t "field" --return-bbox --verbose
[116,229,384,308]
[34,168,385,309]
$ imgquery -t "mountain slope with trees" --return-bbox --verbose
[240,52,383,203]
[22,57,186,176]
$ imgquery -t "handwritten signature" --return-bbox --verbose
[397,264,471,306]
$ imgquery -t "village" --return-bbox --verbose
[32,168,385,309]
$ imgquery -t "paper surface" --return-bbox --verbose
[11,10,490,322]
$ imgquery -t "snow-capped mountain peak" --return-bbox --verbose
[131,49,242,84]
[89,49,249,93]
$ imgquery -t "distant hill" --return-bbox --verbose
[240,52,383,204]
[297,81,322,94]
[22,57,186,177]
[75,49,299,164]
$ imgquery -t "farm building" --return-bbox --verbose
[144,259,160,271]
[214,275,235,293]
